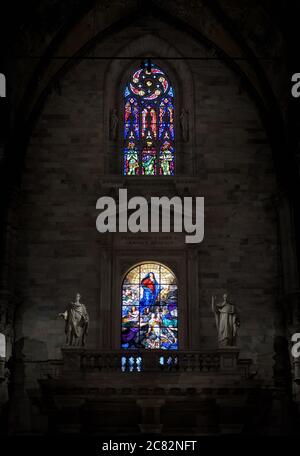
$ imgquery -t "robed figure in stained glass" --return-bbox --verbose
[140,272,161,313]
[121,306,140,348]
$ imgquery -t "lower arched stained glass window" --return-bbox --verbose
[121,263,178,350]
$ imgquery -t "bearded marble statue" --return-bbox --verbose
[211,293,240,347]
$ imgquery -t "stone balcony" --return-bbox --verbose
[29,348,267,435]
[61,347,251,380]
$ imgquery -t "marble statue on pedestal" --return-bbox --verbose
[211,293,240,347]
[59,293,89,347]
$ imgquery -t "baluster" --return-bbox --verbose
[81,355,86,369]
[202,354,208,372]
[97,354,102,371]
[206,354,212,372]
[182,353,187,371]
[187,353,192,371]
[190,354,195,372]
[214,354,220,371]
[198,353,203,372]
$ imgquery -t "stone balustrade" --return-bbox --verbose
[59,347,251,378]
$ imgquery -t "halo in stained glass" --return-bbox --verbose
[121,263,178,350]
[123,63,175,176]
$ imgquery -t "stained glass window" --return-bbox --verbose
[121,263,178,350]
[123,63,175,176]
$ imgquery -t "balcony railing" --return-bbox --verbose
[60,348,251,379]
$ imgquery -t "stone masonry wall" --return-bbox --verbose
[15,18,279,385]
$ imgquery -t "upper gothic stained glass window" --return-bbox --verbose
[123,62,175,176]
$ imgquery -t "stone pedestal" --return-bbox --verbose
[137,399,165,434]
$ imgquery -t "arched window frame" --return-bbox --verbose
[121,261,179,350]
[103,38,195,176]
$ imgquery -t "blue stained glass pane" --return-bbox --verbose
[168,87,174,97]
[124,86,130,97]
[123,150,139,175]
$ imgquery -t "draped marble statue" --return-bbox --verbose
[211,293,239,347]
[59,293,89,346]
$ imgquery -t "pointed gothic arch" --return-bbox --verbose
[123,62,175,176]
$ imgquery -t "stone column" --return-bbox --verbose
[277,194,299,289]
[275,192,299,308]
[187,247,199,349]
[0,187,19,432]
[275,193,300,406]
[99,245,113,349]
